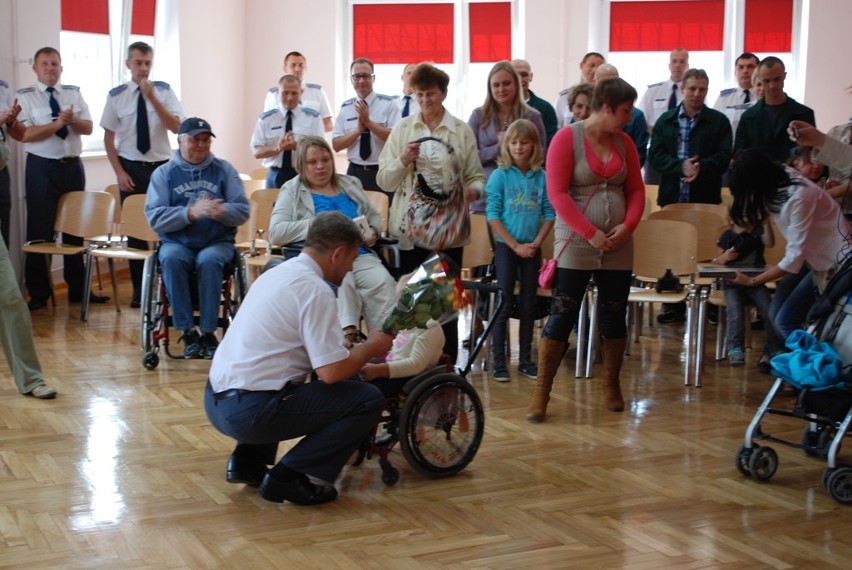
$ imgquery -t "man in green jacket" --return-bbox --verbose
[734,56,815,162]
[649,68,732,208]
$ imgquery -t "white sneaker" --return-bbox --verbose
[28,384,57,399]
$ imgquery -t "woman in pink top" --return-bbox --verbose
[528,78,645,421]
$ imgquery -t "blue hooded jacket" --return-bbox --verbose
[145,149,249,249]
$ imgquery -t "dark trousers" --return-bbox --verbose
[204,379,384,483]
[118,157,166,301]
[0,167,10,247]
[399,245,463,364]
[493,241,540,364]
[347,162,391,203]
[24,154,86,302]
[265,165,297,189]
[543,267,632,342]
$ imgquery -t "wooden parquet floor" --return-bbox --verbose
[2,281,852,569]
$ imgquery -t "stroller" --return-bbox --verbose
[735,256,852,504]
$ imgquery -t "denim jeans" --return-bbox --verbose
[723,284,784,354]
[770,268,814,342]
[492,241,540,364]
[204,379,384,483]
[543,267,632,343]
[159,241,234,332]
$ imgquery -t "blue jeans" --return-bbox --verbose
[723,284,784,354]
[159,241,234,332]
[204,379,384,483]
[770,268,814,342]
[543,267,632,343]
[493,242,540,364]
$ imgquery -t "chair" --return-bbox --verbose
[250,167,268,181]
[649,209,727,263]
[238,188,285,286]
[461,213,496,368]
[82,194,159,321]
[22,190,115,309]
[242,178,267,196]
[363,190,401,272]
[661,201,729,223]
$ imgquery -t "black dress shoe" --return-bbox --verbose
[68,293,110,304]
[226,454,268,487]
[258,472,338,505]
[27,298,48,311]
[130,299,141,309]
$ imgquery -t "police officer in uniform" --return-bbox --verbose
[713,52,760,139]
[251,75,325,188]
[7,47,106,311]
[263,51,333,133]
[332,58,398,198]
[101,41,184,307]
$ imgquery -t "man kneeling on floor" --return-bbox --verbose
[145,117,249,359]
[205,211,394,505]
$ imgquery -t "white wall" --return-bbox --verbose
[801,0,852,129]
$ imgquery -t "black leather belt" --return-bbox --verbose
[349,162,378,171]
[56,156,81,163]
[128,159,168,168]
[206,380,251,400]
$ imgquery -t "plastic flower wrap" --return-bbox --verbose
[382,254,467,334]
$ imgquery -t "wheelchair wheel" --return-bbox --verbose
[399,373,484,478]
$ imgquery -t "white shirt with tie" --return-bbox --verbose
[263,82,332,120]
[16,81,92,159]
[713,86,754,139]
[638,79,682,130]
[251,104,325,169]
[394,92,419,121]
[332,91,398,165]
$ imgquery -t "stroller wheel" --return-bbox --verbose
[748,446,778,481]
[735,445,753,477]
[827,467,852,505]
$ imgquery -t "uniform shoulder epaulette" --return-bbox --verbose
[304,82,322,90]
[60,84,81,91]
[260,109,277,120]
[17,86,35,94]
[152,81,171,90]
[341,97,356,107]
[376,94,394,101]
[718,87,736,96]
[302,107,320,117]
[109,84,128,97]
[268,86,278,94]
[646,81,664,88]
[0,79,8,88]
[558,87,571,96]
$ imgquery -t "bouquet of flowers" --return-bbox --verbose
[382,254,467,334]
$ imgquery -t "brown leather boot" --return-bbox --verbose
[601,337,627,412]
[526,338,566,422]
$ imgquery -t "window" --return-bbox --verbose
[744,0,793,52]
[60,0,157,153]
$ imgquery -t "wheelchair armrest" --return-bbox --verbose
[376,236,398,246]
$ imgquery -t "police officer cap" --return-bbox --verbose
[179,117,216,137]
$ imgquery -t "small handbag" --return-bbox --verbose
[538,242,569,289]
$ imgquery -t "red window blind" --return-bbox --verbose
[469,2,511,63]
[353,4,454,64]
[132,0,156,36]
[610,1,724,51]
[744,0,792,52]
[62,0,109,34]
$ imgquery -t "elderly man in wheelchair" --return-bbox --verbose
[145,117,249,359]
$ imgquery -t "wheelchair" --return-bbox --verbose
[140,245,246,370]
[351,280,502,485]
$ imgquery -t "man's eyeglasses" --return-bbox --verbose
[351,73,375,81]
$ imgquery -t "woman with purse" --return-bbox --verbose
[527,78,645,421]
[378,63,485,364]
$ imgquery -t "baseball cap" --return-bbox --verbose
[178,117,216,137]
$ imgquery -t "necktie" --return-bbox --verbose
[47,87,68,139]
[282,110,293,168]
[402,95,411,118]
[136,88,151,154]
[743,89,751,104]
[359,100,371,161]
[667,83,678,110]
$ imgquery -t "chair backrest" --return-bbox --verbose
[55,191,115,239]
[243,179,267,196]
[365,190,389,235]
[661,201,729,221]
[105,184,122,225]
[649,208,727,262]
[644,184,660,214]
[248,188,280,240]
[632,218,697,279]
[120,194,159,243]
[461,213,493,272]
[250,167,268,180]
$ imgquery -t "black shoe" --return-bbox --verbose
[27,298,48,311]
[707,305,719,325]
[201,332,219,360]
[258,472,338,505]
[180,328,203,359]
[656,310,685,324]
[69,293,110,304]
[751,317,765,331]
[130,297,141,309]
[226,454,268,487]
